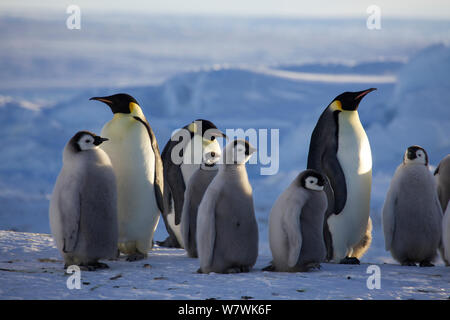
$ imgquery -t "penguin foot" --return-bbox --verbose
[225,267,241,274]
[419,261,434,267]
[92,262,109,269]
[156,236,181,248]
[339,257,360,265]
[78,262,109,271]
[126,252,146,262]
[240,266,251,273]
[306,262,321,271]
[262,264,275,272]
[401,261,417,267]
[108,249,120,261]
[108,250,120,261]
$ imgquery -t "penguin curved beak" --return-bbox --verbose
[90,96,113,106]
[354,88,377,101]
[93,136,109,146]
[338,88,377,111]
[247,146,257,155]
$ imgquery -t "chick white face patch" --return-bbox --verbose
[169,124,280,175]
[404,148,427,165]
[77,134,97,151]
[305,176,324,191]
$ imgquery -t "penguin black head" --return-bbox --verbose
[223,139,256,164]
[233,139,252,156]
[299,169,326,191]
[404,145,428,166]
[90,93,139,114]
[331,88,376,111]
[187,119,227,140]
[69,131,109,153]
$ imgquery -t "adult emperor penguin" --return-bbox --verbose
[267,169,328,272]
[90,93,164,261]
[50,131,118,270]
[442,201,450,266]
[158,119,226,248]
[382,146,443,266]
[196,139,258,273]
[181,151,220,258]
[435,154,450,212]
[435,155,450,265]
[307,88,375,264]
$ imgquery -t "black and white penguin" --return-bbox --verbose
[435,154,450,212]
[307,88,376,264]
[90,93,164,261]
[158,119,226,248]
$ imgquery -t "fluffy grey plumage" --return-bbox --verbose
[383,146,443,266]
[182,161,218,258]
[442,203,450,266]
[435,154,450,212]
[49,131,118,270]
[196,140,258,273]
[268,169,328,272]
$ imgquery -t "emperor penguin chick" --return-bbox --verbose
[434,154,450,212]
[196,139,258,273]
[159,119,226,248]
[268,169,328,272]
[50,131,118,270]
[90,93,164,261]
[181,151,220,258]
[382,146,443,267]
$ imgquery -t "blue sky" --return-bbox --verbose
[1,0,450,19]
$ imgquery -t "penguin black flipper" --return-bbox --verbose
[167,167,186,227]
[157,138,186,248]
[307,109,347,215]
[434,163,440,175]
[133,116,164,213]
[322,150,347,214]
[162,125,192,225]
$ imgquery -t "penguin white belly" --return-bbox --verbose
[101,116,159,245]
[327,111,372,261]
[443,202,450,264]
[167,198,184,247]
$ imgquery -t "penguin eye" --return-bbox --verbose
[210,136,216,141]
[85,139,90,143]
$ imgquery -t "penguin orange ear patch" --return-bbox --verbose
[330,100,343,111]
[188,122,198,133]
[129,102,138,113]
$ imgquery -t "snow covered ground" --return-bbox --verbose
[1,231,449,300]
[0,14,449,300]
